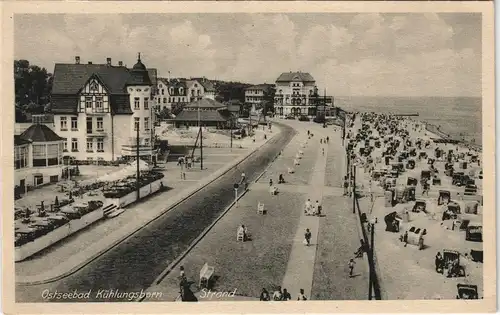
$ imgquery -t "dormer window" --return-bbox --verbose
[144,88,149,92]
[179,87,184,94]
[137,88,142,92]
[170,87,174,95]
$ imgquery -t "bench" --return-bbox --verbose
[199,262,215,288]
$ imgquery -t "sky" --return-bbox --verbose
[14,13,482,97]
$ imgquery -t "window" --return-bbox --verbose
[71,138,78,152]
[60,117,67,130]
[134,117,140,131]
[137,89,142,92]
[90,81,99,92]
[163,98,167,103]
[86,138,93,152]
[144,97,149,110]
[96,117,104,130]
[71,117,78,130]
[144,117,150,131]
[63,140,68,151]
[97,138,104,152]
[32,144,47,167]
[14,145,28,169]
[96,97,103,111]
[180,88,184,94]
[170,88,174,95]
[134,97,140,109]
[85,97,92,109]
[168,97,171,103]
[87,157,93,161]
[144,138,150,146]
[162,89,164,95]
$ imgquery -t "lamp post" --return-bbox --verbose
[197,102,203,170]
[136,126,140,200]
[368,222,375,300]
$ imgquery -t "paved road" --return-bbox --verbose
[16,123,296,303]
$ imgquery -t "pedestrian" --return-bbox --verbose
[304,228,312,246]
[322,148,325,156]
[259,288,271,301]
[343,177,349,195]
[304,199,312,214]
[241,172,246,184]
[282,288,292,301]
[272,286,283,301]
[307,130,310,136]
[315,200,322,216]
[179,266,187,282]
[297,289,307,301]
[320,139,323,144]
[348,259,356,277]
[326,136,329,143]
[269,178,273,187]
[182,172,186,180]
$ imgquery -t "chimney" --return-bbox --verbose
[75,56,80,64]
[88,61,92,64]
[118,61,123,66]
[106,57,111,66]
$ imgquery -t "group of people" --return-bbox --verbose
[259,287,306,301]
[304,198,322,216]
[237,224,249,241]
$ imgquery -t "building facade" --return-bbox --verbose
[186,79,205,103]
[15,124,65,189]
[245,84,274,112]
[155,78,189,112]
[274,71,318,117]
[50,55,157,163]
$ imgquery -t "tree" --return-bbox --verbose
[158,107,173,120]
[14,60,52,106]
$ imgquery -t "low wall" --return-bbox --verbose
[355,196,382,300]
[107,178,164,208]
[15,208,104,262]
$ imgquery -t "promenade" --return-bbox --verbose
[16,127,278,285]
[142,120,368,302]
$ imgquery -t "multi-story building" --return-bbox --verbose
[244,84,274,112]
[155,78,189,112]
[197,78,216,100]
[15,124,65,189]
[274,71,318,117]
[50,54,157,163]
[186,79,205,103]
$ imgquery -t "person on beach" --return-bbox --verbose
[315,200,322,216]
[260,288,271,301]
[282,289,292,301]
[326,136,329,143]
[304,228,312,246]
[297,289,307,301]
[305,199,312,214]
[272,286,283,301]
[348,259,356,277]
[322,148,325,156]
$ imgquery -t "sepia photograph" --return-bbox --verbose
[2,1,495,313]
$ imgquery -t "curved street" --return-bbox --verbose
[16,123,296,303]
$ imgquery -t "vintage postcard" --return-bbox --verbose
[1,1,495,314]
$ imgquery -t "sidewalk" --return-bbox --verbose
[16,126,281,285]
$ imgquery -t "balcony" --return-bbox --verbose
[85,109,109,116]
[86,129,108,137]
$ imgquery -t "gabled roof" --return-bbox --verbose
[52,64,134,94]
[276,72,315,83]
[184,98,226,109]
[19,124,64,142]
[199,80,215,92]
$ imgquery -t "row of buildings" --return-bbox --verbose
[14,54,334,190]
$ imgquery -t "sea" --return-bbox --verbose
[334,96,482,146]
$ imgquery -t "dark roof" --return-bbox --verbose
[174,109,232,122]
[147,68,158,90]
[51,58,153,114]
[276,72,315,83]
[19,124,64,142]
[199,80,215,92]
[14,135,31,146]
[185,98,226,109]
[245,84,274,91]
[227,104,240,113]
[52,64,133,94]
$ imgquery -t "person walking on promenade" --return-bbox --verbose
[343,177,349,195]
[297,289,308,301]
[322,147,325,156]
[282,288,292,301]
[320,138,323,144]
[240,172,246,184]
[304,228,312,246]
[305,199,312,214]
[326,136,329,143]
[348,259,356,277]
[315,200,322,216]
